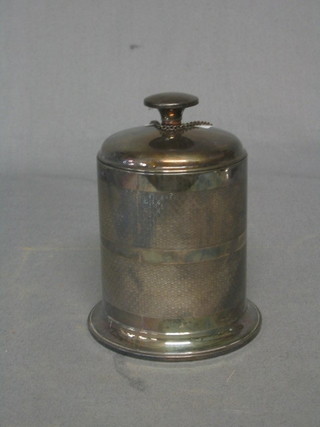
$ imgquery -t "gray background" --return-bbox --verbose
[1,1,319,426]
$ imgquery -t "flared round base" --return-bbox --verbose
[88,300,261,361]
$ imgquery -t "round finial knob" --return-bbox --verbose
[144,92,199,125]
[144,92,199,109]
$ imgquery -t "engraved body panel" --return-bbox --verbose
[98,159,247,331]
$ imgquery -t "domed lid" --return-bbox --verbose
[98,92,246,173]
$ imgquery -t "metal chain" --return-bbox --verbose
[149,120,212,132]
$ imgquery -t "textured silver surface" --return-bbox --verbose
[95,158,250,353]
[101,244,246,319]
[98,161,247,249]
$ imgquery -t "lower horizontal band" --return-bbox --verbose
[101,232,245,264]
[103,301,245,334]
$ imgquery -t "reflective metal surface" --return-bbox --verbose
[97,126,246,173]
[88,92,261,361]
[88,300,261,361]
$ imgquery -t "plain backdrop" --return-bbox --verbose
[1,1,320,427]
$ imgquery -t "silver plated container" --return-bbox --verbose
[88,92,261,361]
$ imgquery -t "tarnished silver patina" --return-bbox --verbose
[88,92,261,361]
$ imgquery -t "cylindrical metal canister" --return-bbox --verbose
[88,93,261,361]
